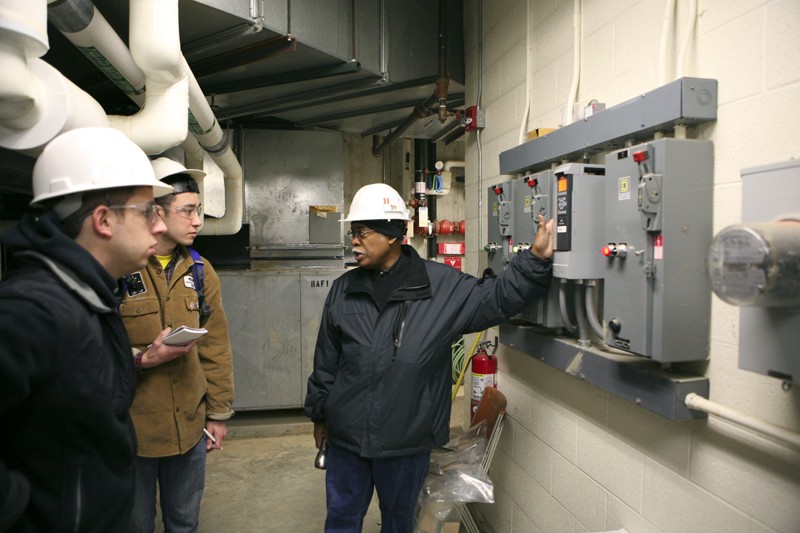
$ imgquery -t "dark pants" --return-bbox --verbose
[325,443,430,533]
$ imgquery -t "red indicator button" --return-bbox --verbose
[493,186,503,195]
[633,150,648,163]
[601,245,614,257]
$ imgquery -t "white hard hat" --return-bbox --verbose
[150,157,206,182]
[342,183,410,222]
[30,127,174,207]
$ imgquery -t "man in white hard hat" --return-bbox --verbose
[0,127,194,531]
[305,182,554,532]
[121,158,234,533]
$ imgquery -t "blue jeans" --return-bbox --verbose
[129,436,207,533]
[325,443,430,533]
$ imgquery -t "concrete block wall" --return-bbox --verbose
[462,0,800,531]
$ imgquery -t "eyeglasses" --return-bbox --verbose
[161,203,203,220]
[108,202,160,226]
[346,228,377,240]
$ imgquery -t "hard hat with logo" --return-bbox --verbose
[31,127,174,210]
[342,183,410,222]
[150,157,206,187]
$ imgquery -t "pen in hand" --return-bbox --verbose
[203,428,217,445]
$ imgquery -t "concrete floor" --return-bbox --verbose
[154,390,469,532]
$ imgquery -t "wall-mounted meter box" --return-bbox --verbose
[728,159,800,383]
[552,163,605,279]
[602,139,713,362]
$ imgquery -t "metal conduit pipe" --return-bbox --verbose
[584,279,606,341]
[685,393,800,452]
[573,281,591,347]
[372,0,448,157]
[559,279,577,334]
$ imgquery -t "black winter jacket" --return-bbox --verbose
[304,245,552,458]
[0,211,137,532]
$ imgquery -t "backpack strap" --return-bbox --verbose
[187,248,213,327]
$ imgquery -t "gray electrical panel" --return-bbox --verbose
[552,163,605,280]
[486,173,562,328]
[485,180,512,274]
[602,138,713,362]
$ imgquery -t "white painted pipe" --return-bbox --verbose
[0,58,108,153]
[685,393,800,452]
[108,0,187,154]
[56,6,146,106]
[444,160,464,173]
[0,0,47,129]
[181,57,243,235]
[49,0,243,234]
[199,147,243,235]
[564,0,581,126]
[657,0,676,86]
[675,0,698,79]
[518,0,532,144]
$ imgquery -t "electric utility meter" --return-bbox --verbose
[707,221,800,307]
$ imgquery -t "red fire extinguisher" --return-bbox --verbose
[470,338,498,417]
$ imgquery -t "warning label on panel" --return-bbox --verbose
[618,177,631,201]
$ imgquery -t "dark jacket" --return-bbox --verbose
[0,211,137,532]
[304,245,552,458]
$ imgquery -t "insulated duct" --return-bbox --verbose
[47,0,244,235]
[0,0,108,153]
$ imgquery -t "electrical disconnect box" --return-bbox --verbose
[602,139,714,362]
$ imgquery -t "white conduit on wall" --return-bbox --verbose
[657,0,676,86]
[564,0,581,126]
[685,393,800,452]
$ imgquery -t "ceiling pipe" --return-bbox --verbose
[372,0,449,157]
[48,0,243,234]
[106,0,188,154]
[0,0,108,154]
[48,0,146,106]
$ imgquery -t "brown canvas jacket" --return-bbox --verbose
[121,247,234,457]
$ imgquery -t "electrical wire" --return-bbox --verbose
[451,330,486,403]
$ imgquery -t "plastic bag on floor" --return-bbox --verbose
[413,420,494,533]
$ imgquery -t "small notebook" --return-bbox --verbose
[163,325,208,346]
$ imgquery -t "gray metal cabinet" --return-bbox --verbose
[219,269,341,410]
